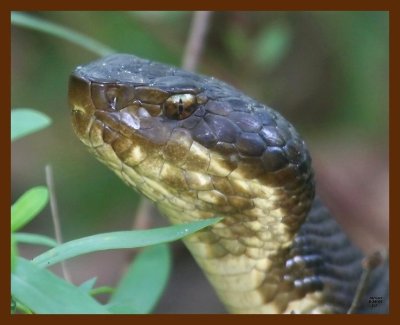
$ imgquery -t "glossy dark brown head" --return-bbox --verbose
[69,54,315,231]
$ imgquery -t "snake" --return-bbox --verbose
[68,54,388,314]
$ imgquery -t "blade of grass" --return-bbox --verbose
[108,244,170,314]
[79,277,98,292]
[14,233,58,248]
[12,258,110,314]
[11,12,114,57]
[11,109,51,141]
[33,217,222,268]
[11,186,49,232]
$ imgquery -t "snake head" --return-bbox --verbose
[69,54,314,232]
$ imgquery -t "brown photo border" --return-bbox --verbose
[3,1,398,324]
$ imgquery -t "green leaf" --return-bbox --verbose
[14,232,58,248]
[11,186,49,232]
[11,258,110,314]
[79,277,97,293]
[11,109,51,141]
[108,244,171,314]
[11,12,114,57]
[33,217,222,268]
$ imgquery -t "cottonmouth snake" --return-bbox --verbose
[68,54,388,313]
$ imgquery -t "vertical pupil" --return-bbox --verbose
[178,98,183,114]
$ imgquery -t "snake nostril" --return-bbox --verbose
[91,82,135,111]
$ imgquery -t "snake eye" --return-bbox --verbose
[164,94,197,120]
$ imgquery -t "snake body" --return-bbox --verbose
[69,54,388,313]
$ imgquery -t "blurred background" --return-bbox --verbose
[11,11,388,313]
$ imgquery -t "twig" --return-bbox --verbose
[347,251,385,314]
[45,164,72,282]
[132,198,154,230]
[182,11,212,72]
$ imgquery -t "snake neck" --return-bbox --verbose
[159,197,388,314]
